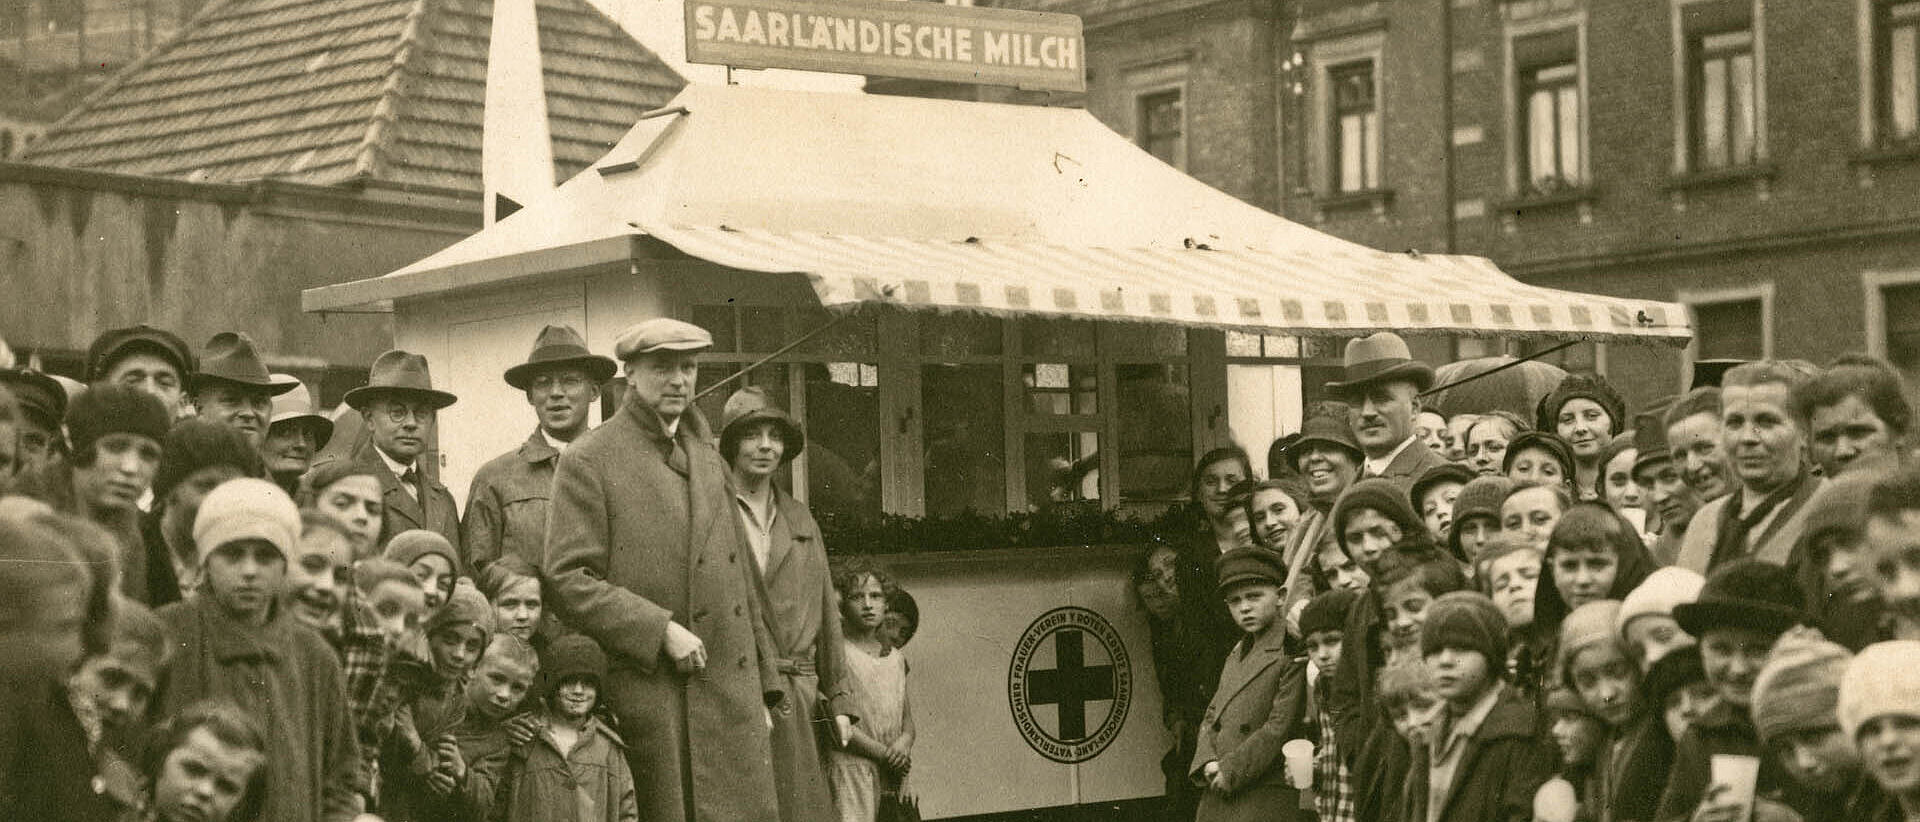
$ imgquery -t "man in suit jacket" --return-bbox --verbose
[1324,332,1448,497]
[543,318,784,822]
[309,350,462,566]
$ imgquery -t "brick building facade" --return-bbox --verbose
[1006,0,1920,409]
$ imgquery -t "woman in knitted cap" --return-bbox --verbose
[1530,504,1661,696]
[1656,561,1809,822]
[1617,566,1708,671]
[1750,635,1870,822]
[153,478,360,822]
[1541,374,1629,500]
[1450,475,1514,567]
[1403,591,1559,822]
[385,528,458,611]
[1839,641,1920,822]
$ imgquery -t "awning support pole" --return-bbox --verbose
[1417,339,1579,399]
[693,310,855,401]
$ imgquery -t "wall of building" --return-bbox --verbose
[0,165,477,402]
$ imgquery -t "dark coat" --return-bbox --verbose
[543,400,783,822]
[155,595,362,822]
[0,682,141,822]
[1654,704,1786,822]
[309,438,463,570]
[1403,686,1560,822]
[463,427,560,572]
[1189,626,1306,822]
[1371,439,1451,497]
[13,458,149,603]
[747,485,852,822]
[1602,715,1674,822]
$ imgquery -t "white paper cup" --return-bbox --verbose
[1710,754,1761,822]
[1533,777,1579,822]
[1281,738,1315,789]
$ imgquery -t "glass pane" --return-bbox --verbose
[1529,88,1556,184]
[1106,323,1188,357]
[1117,364,1192,502]
[1558,85,1581,181]
[1021,318,1097,358]
[691,305,738,353]
[794,306,877,359]
[1024,364,1098,415]
[803,362,883,529]
[1263,335,1301,358]
[1025,431,1101,510]
[694,363,739,430]
[923,364,1007,516]
[1694,300,1764,361]
[1731,53,1756,164]
[740,306,787,353]
[1340,114,1364,191]
[1894,25,1918,137]
[1702,57,1730,167]
[919,312,1004,357]
[1363,111,1381,189]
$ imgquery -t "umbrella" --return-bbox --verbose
[1423,356,1568,420]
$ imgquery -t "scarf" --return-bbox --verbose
[1709,467,1810,570]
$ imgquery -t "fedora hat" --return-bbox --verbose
[719,385,805,463]
[503,325,617,390]
[1673,560,1805,639]
[190,332,297,396]
[343,350,458,411]
[267,374,334,450]
[1323,332,1435,394]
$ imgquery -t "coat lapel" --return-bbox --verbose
[1213,628,1287,707]
[356,440,424,529]
[765,488,804,578]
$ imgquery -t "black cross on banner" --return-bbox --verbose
[1024,629,1115,741]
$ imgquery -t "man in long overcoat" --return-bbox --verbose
[544,318,785,822]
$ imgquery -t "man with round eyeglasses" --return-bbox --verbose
[308,349,462,563]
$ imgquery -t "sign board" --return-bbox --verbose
[685,0,1087,92]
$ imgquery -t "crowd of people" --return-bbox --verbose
[0,320,919,822]
[1137,331,1920,822]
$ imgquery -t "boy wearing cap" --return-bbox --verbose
[87,324,196,421]
[1405,591,1558,822]
[1190,548,1307,822]
[1632,415,1704,567]
[500,634,639,822]
[1655,561,1810,822]
[1839,641,1920,822]
[154,478,361,822]
[464,325,615,573]
[0,367,67,475]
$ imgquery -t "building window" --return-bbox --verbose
[1524,62,1581,188]
[1137,89,1185,168]
[1689,28,1759,169]
[1692,298,1766,361]
[1330,60,1381,192]
[1878,0,1920,143]
[1884,283,1920,377]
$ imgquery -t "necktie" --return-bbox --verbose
[667,435,691,477]
[399,466,422,500]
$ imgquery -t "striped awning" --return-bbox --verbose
[641,221,1692,345]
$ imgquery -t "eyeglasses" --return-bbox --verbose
[380,404,436,423]
[529,374,591,392]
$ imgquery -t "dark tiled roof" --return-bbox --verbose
[20,0,684,196]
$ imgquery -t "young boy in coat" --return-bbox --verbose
[439,633,542,822]
[382,581,493,820]
[1190,548,1307,822]
[1406,591,1558,822]
[501,634,638,822]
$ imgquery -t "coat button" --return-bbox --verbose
[1239,723,1251,734]
[739,657,747,668]
[734,605,744,617]
[1211,721,1221,733]
[730,553,737,563]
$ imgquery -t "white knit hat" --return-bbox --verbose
[1615,566,1707,641]
[192,478,300,567]
[1838,640,1920,743]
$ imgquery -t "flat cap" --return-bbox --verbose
[613,318,713,361]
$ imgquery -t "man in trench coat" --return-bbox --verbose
[544,318,785,822]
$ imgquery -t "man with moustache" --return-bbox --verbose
[464,326,614,573]
[309,350,462,564]
[1677,362,1829,574]
[1324,332,1448,496]
[189,333,298,449]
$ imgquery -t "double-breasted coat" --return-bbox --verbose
[1188,625,1307,822]
[543,400,784,822]
[745,485,854,822]
[310,438,464,569]
[463,427,560,571]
